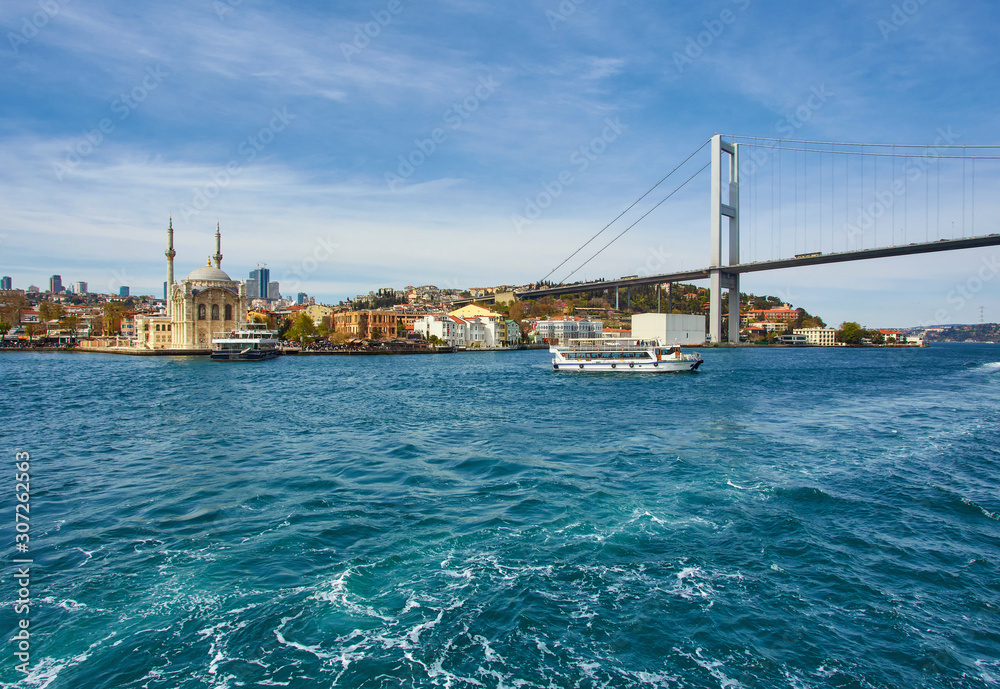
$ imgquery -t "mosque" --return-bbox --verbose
[133,220,248,350]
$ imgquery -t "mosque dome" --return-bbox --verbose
[185,261,232,282]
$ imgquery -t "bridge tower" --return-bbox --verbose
[709,134,740,344]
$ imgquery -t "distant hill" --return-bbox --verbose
[923,323,1000,343]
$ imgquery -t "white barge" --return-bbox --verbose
[550,338,702,372]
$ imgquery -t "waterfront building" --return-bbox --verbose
[303,304,334,326]
[334,309,398,339]
[50,275,63,293]
[777,333,808,345]
[0,276,11,290]
[133,220,247,350]
[794,327,837,346]
[632,313,706,345]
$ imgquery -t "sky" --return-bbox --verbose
[1,0,999,327]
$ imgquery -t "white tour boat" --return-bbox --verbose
[550,338,702,372]
[211,323,281,361]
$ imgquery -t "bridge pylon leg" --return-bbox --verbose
[709,134,739,343]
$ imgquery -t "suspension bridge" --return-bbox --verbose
[512,134,1000,342]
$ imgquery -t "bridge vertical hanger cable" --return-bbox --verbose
[903,154,908,246]
[971,156,976,237]
[925,152,930,243]
[962,149,966,238]
[936,156,940,240]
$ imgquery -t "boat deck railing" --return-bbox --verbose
[557,337,672,352]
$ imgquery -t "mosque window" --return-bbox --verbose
[198,305,206,320]
[225,304,232,321]
[211,304,220,320]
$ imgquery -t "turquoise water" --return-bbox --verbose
[1,345,998,688]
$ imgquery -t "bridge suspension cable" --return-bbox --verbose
[560,161,710,283]
[539,138,711,284]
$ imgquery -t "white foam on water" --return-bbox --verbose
[680,648,745,688]
[273,615,334,661]
[962,497,1000,520]
[313,568,394,621]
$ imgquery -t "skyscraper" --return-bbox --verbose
[249,267,269,299]
[0,276,11,290]
[297,292,307,305]
[74,281,88,294]
[267,281,280,300]
[119,286,130,297]
[50,275,63,293]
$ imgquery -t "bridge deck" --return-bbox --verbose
[514,234,1000,300]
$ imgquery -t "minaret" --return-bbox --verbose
[213,221,223,269]
[165,216,176,316]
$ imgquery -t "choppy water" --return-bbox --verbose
[1,345,999,688]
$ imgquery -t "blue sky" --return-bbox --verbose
[1,0,998,326]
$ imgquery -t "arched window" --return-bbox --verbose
[224,304,232,321]
[198,304,206,320]
[211,304,220,320]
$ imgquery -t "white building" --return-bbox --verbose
[413,314,519,348]
[531,316,602,343]
[794,327,837,346]
[631,313,706,345]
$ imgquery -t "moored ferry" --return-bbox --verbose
[211,323,281,361]
[550,338,702,372]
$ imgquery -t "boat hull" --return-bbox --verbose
[552,358,701,372]
[210,348,280,361]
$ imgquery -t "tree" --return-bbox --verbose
[0,292,28,326]
[837,322,863,345]
[0,321,10,340]
[60,314,81,341]
[103,302,128,335]
[38,301,64,323]
[285,313,316,343]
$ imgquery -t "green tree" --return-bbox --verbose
[0,321,10,339]
[285,313,316,343]
[837,322,863,345]
[102,302,128,335]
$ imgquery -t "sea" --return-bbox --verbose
[1,344,998,688]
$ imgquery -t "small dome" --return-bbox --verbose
[186,263,232,282]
